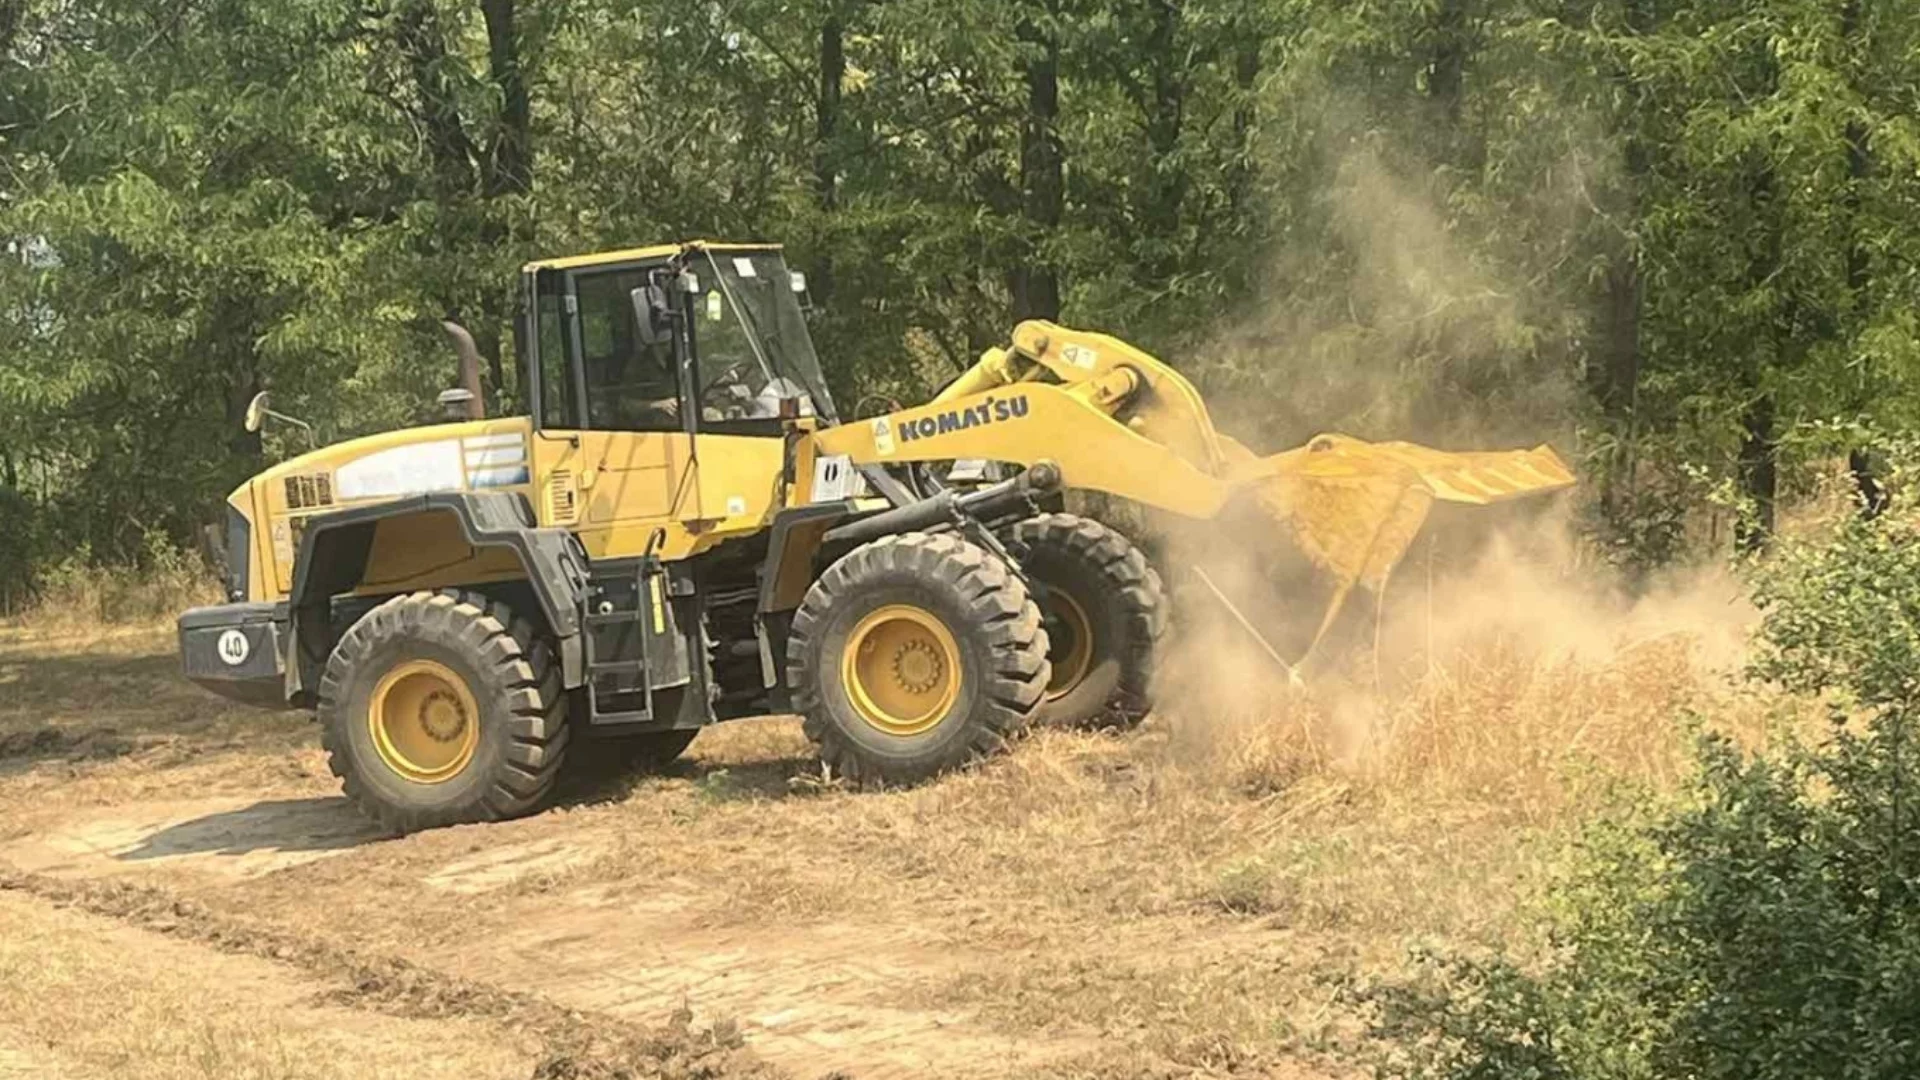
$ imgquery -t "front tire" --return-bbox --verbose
[1005,513,1166,728]
[787,532,1049,785]
[319,589,569,833]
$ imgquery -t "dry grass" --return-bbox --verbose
[0,623,319,829]
[0,890,532,1080]
[0,546,1793,1078]
[414,617,1757,1071]
[1,557,218,630]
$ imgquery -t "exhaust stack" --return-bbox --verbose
[437,320,488,421]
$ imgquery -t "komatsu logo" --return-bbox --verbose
[897,395,1029,444]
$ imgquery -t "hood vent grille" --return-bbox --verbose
[545,471,578,525]
[284,473,334,510]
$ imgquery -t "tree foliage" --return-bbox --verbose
[3,0,1920,601]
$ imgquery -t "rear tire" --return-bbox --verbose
[787,532,1049,785]
[1005,513,1166,728]
[319,589,569,833]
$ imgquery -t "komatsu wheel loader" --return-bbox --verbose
[177,240,1572,833]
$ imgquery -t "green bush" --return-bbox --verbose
[3,531,216,625]
[1360,514,1920,1080]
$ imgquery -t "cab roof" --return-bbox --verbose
[522,239,783,273]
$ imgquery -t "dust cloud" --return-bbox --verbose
[1199,141,1596,453]
[1150,512,1754,799]
[1145,130,1749,800]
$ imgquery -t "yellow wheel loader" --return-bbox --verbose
[177,240,1572,832]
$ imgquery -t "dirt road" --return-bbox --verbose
[3,621,1647,1078]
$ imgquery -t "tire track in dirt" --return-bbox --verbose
[0,868,778,1080]
[442,889,1100,1079]
[2,796,1104,1078]
[0,891,526,1080]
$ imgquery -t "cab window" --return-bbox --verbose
[571,268,683,432]
[534,272,574,429]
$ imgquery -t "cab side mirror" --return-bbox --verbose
[629,283,673,347]
[240,389,316,448]
[243,391,271,433]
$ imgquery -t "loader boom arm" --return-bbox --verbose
[812,321,1248,516]
[813,319,1574,520]
[810,319,1576,673]
[812,380,1235,518]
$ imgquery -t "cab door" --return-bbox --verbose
[527,263,695,561]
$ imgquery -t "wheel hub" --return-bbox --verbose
[1041,589,1095,700]
[368,659,481,784]
[418,689,469,743]
[842,605,963,737]
[892,639,944,695]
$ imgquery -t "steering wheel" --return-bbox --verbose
[704,357,754,392]
[699,357,757,418]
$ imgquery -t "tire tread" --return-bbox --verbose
[787,531,1048,785]
[318,588,568,833]
[1005,512,1167,727]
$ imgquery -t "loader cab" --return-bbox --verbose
[522,243,837,438]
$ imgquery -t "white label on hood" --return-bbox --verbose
[336,440,464,501]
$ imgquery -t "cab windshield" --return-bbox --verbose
[689,249,837,425]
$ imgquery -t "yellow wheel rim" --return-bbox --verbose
[1042,589,1094,701]
[368,659,480,784]
[841,605,963,736]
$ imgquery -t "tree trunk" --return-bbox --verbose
[481,0,534,410]
[1841,0,1882,518]
[1849,449,1886,519]
[1591,0,1653,521]
[1843,105,1881,518]
[1140,0,1187,280]
[1013,6,1063,323]
[1594,252,1641,514]
[1426,0,1470,123]
[1593,243,1642,420]
[1737,393,1777,553]
[814,9,844,307]
[395,0,479,196]
[963,120,1015,353]
[1739,81,1784,553]
[0,0,20,61]
[474,321,505,408]
[223,353,263,479]
[1227,29,1260,219]
[481,0,532,198]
